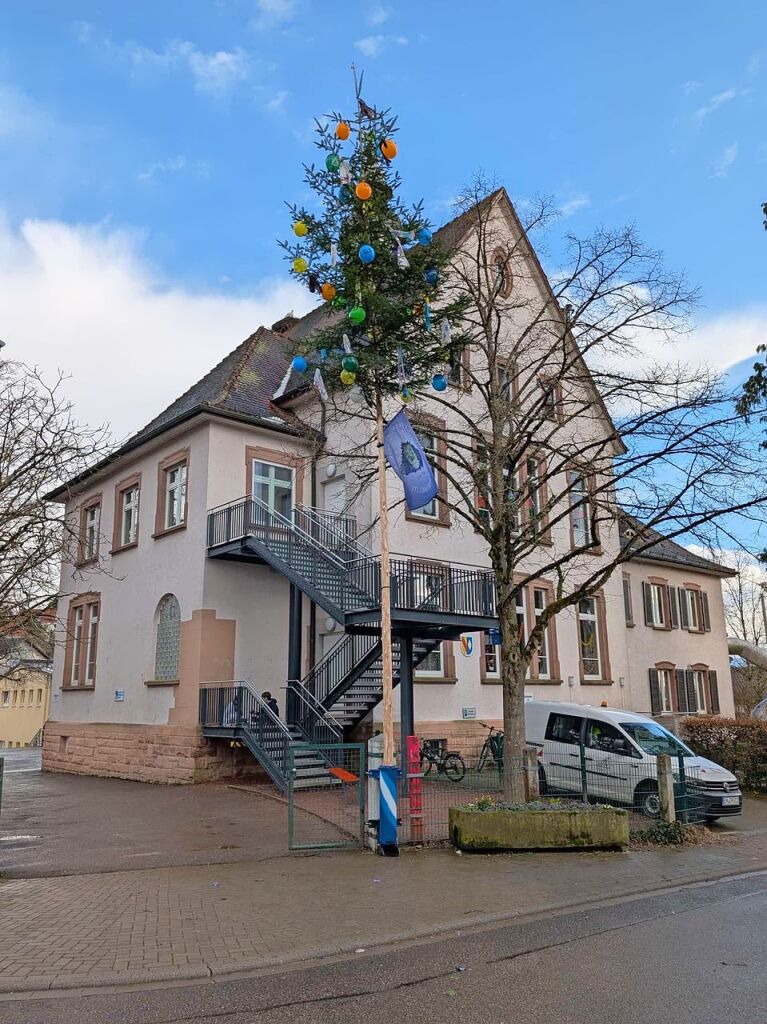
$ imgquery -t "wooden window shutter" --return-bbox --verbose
[675,669,689,713]
[685,669,697,712]
[709,670,720,714]
[649,669,661,715]
[669,587,679,629]
[701,592,711,632]
[643,582,653,626]
[678,587,689,629]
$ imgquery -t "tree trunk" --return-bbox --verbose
[498,595,529,804]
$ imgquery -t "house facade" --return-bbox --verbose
[0,636,53,749]
[43,192,736,784]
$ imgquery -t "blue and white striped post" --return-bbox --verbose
[377,764,400,856]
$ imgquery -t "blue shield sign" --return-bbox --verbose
[383,409,439,512]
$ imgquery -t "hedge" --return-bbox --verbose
[682,716,767,793]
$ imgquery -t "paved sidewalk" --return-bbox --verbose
[3,829,767,994]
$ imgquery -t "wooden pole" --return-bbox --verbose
[376,388,395,765]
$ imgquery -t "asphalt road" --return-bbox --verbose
[3,869,767,1024]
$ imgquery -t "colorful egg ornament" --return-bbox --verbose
[342,355,359,373]
[292,257,308,274]
[331,294,347,308]
[348,306,366,325]
[326,153,340,172]
[336,122,351,141]
[401,386,415,403]
[417,227,433,246]
[320,282,336,301]
[340,369,357,386]
[358,244,376,264]
[292,355,308,373]
[293,221,308,237]
[424,267,439,286]
[432,373,448,392]
[355,181,372,201]
[380,138,398,161]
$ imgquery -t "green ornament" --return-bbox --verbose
[348,306,366,325]
[342,355,359,373]
[326,153,340,172]
[331,295,346,308]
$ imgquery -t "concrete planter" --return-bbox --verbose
[448,804,629,852]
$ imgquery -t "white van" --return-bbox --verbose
[524,700,742,820]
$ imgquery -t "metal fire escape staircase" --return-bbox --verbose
[200,496,497,792]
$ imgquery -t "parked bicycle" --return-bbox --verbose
[419,740,466,782]
[476,722,504,772]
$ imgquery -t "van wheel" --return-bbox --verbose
[538,766,548,796]
[635,781,661,819]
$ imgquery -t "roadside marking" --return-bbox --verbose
[0,835,40,842]
[2,768,42,773]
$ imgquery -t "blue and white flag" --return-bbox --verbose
[383,409,439,512]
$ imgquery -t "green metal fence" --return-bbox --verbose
[287,742,366,850]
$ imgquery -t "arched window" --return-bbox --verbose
[154,594,181,681]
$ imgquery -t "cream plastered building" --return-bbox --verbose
[43,191,736,783]
[0,637,53,749]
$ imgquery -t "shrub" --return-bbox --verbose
[682,716,767,792]
[631,820,686,845]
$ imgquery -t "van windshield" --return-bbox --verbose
[620,722,693,757]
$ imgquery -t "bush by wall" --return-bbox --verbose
[682,716,767,792]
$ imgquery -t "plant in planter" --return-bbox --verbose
[449,799,629,852]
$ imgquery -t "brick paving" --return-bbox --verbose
[3,830,767,993]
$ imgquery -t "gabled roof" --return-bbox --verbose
[47,327,301,500]
[619,515,736,578]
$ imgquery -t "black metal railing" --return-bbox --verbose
[199,682,292,791]
[304,632,380,707]
[207,497,497,620]
[293,504,371,561]
[286,678,344,747]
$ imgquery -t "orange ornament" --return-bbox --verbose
[335,122,351,141]
[320,282,336,302]
[355,181,372,201]
[380,138,398,160]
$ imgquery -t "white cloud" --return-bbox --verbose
[559,195,590,218]
[251,0,296,29]
[137,155,210,182]
[75,23,251,97]
[695,87,737,122]
[354,34,408,57]
[711,142,738,178]
[0,214,313,439]
[368,4,392,25]
[262,89,289,113]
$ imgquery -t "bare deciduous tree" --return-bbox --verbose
[0,362,110,637]
[295,183,767,802]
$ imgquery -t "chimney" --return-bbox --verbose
[271,312,299,335]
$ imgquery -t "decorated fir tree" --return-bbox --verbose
[279,75,468,769]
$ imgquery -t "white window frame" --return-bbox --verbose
[533,587,549,679]
[164,463,187,530]
[84,504,99,560]
[412,431,439,519]
[416,644,444,679]
[578,596,601,680]
[569,470,589,547]
[120,486,139,547]
[650,583,666,627]
[658,668,674,713]
[692,669,707,713]
[71,605,84,686]
[685,590,700,631]
[252,459,295,519]
[85,602,99,684]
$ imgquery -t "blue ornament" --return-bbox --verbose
[358,244,376,264]
[319,348,328,361]
[292,355,308,373]
[417,227,433,246]
[432,373,448,392]
[424,266,439,286]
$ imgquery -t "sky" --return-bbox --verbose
[0,0,766,445]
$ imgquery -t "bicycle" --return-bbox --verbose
[419,740,466,782]
[476,722,504,772]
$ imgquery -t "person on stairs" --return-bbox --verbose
[262,691,280,718]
